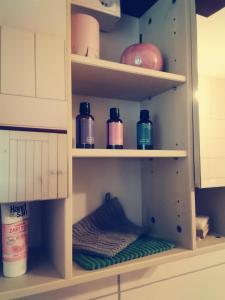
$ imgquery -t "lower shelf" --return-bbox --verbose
[72,247,189,285]
[0,249,62,300]
[2,239,225,299]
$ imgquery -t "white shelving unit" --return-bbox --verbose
[1,0,225,299]
[71,0,195,283]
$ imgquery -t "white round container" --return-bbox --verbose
[1,202,29,277]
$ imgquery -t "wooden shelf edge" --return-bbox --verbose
[196,234,225,250]
[72,149,187,158]
[71,54,186,83]
[2,241,225,299]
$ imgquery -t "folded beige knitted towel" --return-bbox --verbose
[73,193,147,258]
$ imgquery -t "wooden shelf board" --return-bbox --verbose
[72,149,187,158]
[2,238,225,299]
[0,252,63,300]
[72,248,191,285]
[196,234,225,250]
[71,55,186,101]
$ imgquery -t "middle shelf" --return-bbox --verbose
[71,54,186,101]
[72,149,187,158]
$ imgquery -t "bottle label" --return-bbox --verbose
[109,122,123,146]
[137,123,152,146]
[80,118,94,145]
[2,219,28,262]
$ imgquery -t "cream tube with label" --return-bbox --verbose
[1,202,29,277]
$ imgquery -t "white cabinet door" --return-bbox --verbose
[0,131,9,202]
[58,134,68,199]
[0,130,67,203]
[121,264,225,300]
[36,33,66,100]
[0,26,35,97]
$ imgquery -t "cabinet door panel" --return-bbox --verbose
[36,33,65,100]
[0,131,9,203]
[0,94,67,130]
[25,141,34,201]
[1,26,35,97]
[48,134,58,199]
[121,264,225,300]
[41,141,49,199]
[0,131,66,203]
[58,134,67,198]
[9,139,17,202]
[17,141,26,201]
[33,141,42,200]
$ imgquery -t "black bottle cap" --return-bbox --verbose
[80,102,90,115]
[140,110,149,121]
[110,107,120,119]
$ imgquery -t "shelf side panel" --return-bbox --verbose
[140,0,196,249]
[44,199,72,278]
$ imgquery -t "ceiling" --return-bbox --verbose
[195,0,225,17]
[121,0,225,18]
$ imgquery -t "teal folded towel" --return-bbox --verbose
[73,236,176,270]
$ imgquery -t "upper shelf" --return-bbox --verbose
[71,55,186,101]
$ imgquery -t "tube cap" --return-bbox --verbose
[110,107,120,119]
[140,110,149,121]
[80,102,90,115]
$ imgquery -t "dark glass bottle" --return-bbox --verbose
[107,108,123,149]
[137,110,153,150]
[76,102,95,148]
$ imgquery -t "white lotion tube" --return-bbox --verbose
[1,202,29,277]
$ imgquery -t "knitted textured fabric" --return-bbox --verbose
[73,236,176,270]
[73,194,147,258]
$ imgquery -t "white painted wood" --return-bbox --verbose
[10,131,49,142]
[48,134,58,199]
[8,139,18,202]
[0,0,66,36]
[33,141,42,200]
[17,141,26,201]
[0,94,67,130]
[25,141,34,201]
[71,54,186,100]
[1,26,35,97]
[120,247,225,291]
[0,131,9,203]
[41,141,49,199]
[139,0,195,249]
[121,264,225,300]
[0,131,66,203]
[44,200,67,278]
[72,149,187,158]
[21,276,118,300]
[58,134,68,198]
[36,33,66,100]
[196,76,225,187]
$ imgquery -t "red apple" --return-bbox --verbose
[120,43,163,71]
